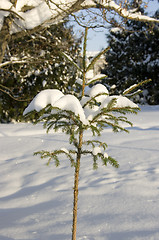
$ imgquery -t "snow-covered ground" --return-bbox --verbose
[0,105,159,240]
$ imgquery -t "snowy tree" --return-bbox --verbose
[0,22,81,122]
[23,28,142,240]
[101,8,159,104]
[0,0,158,238]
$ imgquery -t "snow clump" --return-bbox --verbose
[92,147,101,155]
[23,89,88,124]
[100,95,138,109]
[53,94,87,124]
[23,89,64,114]
[23,84,138,125]
[88,84,109,103]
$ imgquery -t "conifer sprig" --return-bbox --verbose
[83,140,108,150]
[81,150,119,169]
[61,52,82,73]
[123,79,152,96]
[86,46,110,73]
[34,149,76,167]
[82,92,108,108]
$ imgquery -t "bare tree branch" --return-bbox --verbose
[0,0,158,64]
[0,84,32,102]
[0,8,24,20]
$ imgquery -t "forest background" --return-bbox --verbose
[0,0,159,123]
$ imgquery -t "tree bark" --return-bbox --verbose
[0,0,18,64]
[0,16,13,64]
[72,130,83,240]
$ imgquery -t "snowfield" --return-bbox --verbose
[0,105,159,240]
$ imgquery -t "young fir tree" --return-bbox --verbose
[102,8,159,104]
[0,22,81,122]
[23,28,141,240]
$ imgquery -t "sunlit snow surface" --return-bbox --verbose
[0,105,159,240]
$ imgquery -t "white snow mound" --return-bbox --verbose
[88,84,109,103]
[53,95,88,124]
[101,95,139,109]
[23,89,88,124]
[23,89,64,115]
[23,86,138,124]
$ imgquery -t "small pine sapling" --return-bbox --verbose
[23,28,149,240]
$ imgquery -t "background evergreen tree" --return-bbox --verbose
[0,22,81,122]
[102,7,159,104]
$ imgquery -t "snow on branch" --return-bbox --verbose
[101,1,159,23]
[0,59,29,68]
[82,0,159,23]
[0,0,158,34]
[23,84,139,127]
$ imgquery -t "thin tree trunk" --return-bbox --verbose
[0,16,12,64]
[72,130,83,240]
[0,0,18,64]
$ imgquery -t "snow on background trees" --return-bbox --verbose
[101,6,159,104]
[0,22,81,122]
[0,0,159,123]
[0,0,158,33]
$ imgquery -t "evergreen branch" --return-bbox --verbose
[109,107,140,114]
[86,46,110,73]
[78,150,99,169]
[61,124,78,147]
[115,117,133,128]
[83,140,108,150]
[87,74,107,85]
[95,119,130,133]
[126,90,143,98]
[31,106,84,131]
[47,121,70,133]
[34,150,60,167]
[24,106,86,138]
[81,150,119,169]
[93,153,119,169]
[89,104,139,133]
[34,149,76,167]
[106,98,117,110]
[61,52,82,73]
[23,109,41,122]
[105,156,119,168]
[102,112,133,127]
[123,79,152,95]
[89,124,102,136]
[91,104,139,124]
[82,92,108,108]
